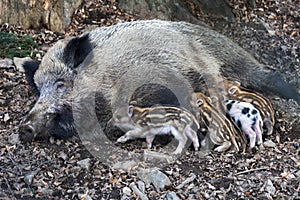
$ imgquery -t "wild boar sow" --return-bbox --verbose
[19,20,300,141]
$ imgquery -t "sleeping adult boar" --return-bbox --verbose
[19,20,300,141]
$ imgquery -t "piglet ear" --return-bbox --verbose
[233,81,241,86]
[127,105,134,117]
[22,60,41,95]
[196,99,204,107]
[129,100,138,106]
[228,86,238,95]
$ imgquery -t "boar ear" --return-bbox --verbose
[63,34,93,68]
[22,60,41,95]
[127,105,134,117]
[228,86,238,95]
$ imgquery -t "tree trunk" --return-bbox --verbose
[0,0,82,33]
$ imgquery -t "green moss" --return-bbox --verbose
[0,32,39,59]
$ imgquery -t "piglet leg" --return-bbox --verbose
[146,135,155,149]
[244,128,256,149]
[117,129,144,143]
[184,127,199,151]
[172,129,188,154]
[253,123,263,145]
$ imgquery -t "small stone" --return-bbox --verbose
[137,180,145,193]
[165,191,181,200]
[122,187,132,196]
[202,192,210,199]
[0,58,14,69]
[13,57,32,72]
[78,193,92,200]
[8,133,20,144]
[263,140,276,148]
[112,160,138,171]
[77,158,91,170]
[37,188,54,195]
[137,168,171,191]
[3,113,10,122]
[264,179,276,195]
[24,171,37,185]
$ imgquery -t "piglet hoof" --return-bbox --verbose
[171,150,182,155]
[249,147,258,154]
[258,144,265,151]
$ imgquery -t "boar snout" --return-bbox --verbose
[19,101,57,141]
[19,123,36,142]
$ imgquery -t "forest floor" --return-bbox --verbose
[0,0,299,199]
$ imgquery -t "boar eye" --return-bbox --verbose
[55,80,66,92]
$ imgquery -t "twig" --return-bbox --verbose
[236,167,269,175]
[4,176,15,199]
[129,182,149,200]
[176,173,196,189]
[8,152,22,175]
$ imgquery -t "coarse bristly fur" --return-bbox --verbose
[19,20,300,141]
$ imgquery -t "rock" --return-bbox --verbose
[8,133,20,144]
[264,140,276,148]
[122,187,132,196]
[264,179,276,195]
[118,0,235,24]
[13,57,32,72]
[137,180,146,193]
[0,58,14,69]
[165,191,181,200]
[3,113,10,122]
[137,168,171,191]
[112,160,138,171]
[77,158,91,170]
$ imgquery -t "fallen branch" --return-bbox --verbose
[236,167,269,175]
[176,173,196,189]
[4,176,15,199]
